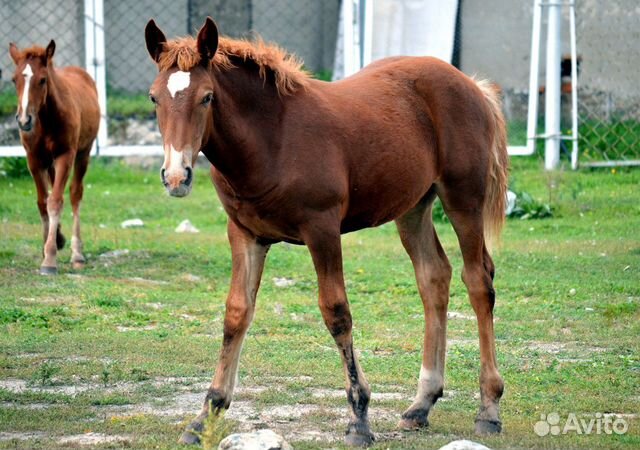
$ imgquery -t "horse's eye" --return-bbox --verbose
[39,77,46,85]
[201,93,213,105]
[149,94,157,104]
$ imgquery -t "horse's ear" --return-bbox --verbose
[45,40,56,62]
[9,42,20,65]
[196,17,219,63]
[145,19,167,64]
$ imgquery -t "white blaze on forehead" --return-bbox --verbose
[20,64,33,121]
[167,71,191,98]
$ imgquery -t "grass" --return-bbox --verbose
[0,157,638,449]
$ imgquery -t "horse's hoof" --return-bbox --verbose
[398,407,429,430]
[40,266,58,276]
[475,419,502,435]
[178,430,201,445]
[398,416,429,430]
[178,419,204,445]
[72,260,85,270]
[344,432,375,447]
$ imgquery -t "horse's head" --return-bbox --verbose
[9,40,56,133]
[145,17,219,198]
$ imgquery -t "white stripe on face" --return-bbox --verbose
[167,71,190,98]
[20,64,33,122]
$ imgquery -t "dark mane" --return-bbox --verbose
[158,36,310,96]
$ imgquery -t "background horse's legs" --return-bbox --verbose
[395,192,452,429]
[180,220,269,445]
[69,149,91,269]
[440,190,504,435]
[40,152,73,274]
[48,166,66,251]
[302,220,374,447]
[27,157,50,246]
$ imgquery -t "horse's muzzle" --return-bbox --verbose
[16,114,33,132]
[161,166,193,197]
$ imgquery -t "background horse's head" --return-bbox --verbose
[9,40,56,133]
[145,18,219,198]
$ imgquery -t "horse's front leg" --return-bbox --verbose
[40,153,73,275]
[26,155,50,247]
[180,220,269,445]
[302,220,374,447]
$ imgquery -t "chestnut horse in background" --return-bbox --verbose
[146,17,509,447]
[9,40,100,274]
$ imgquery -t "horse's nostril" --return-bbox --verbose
[184,166,193,185]
[160,168,167,185]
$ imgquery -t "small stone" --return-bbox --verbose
[99,249,130,259]
[121,218,144,228]
[273,277,296,288]
[438,440,492,450]
[569,288,576,296]
[218,429,292,450]
[175,219,200,233]
[505,190,517,215]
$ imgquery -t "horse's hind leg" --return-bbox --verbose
[439,187,504,435]
[395,190,452,429]
[70,149,90,269]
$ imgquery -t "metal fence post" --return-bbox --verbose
[84,0,108,155]
[544,1,562,170]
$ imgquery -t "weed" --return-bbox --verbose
[33,361,60,386]
[199,408,235,450]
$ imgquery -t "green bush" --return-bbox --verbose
[0,157,30,178]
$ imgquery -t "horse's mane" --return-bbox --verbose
[16,46,49,62]
[158,36,309,96]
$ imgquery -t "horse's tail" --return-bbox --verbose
[474,78,509,246]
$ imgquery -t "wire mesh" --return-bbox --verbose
[575,0,640,165]
[0,0,84,145]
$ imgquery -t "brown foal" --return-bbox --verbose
[145,17,509,447]
[9,41,100,274]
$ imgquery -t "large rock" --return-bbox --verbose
[218,429,292,450]
[438,440,492,450]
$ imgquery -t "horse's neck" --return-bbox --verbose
[206,66,284,196]
[40,69,69,124]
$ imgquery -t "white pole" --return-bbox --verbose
[524,0,542,156]
[362,0,374,68]
[84,0,108,155]
[342,0,355,77]
[544,1,562,170]
[569,3,579,170]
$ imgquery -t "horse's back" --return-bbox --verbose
[296,56,495,230]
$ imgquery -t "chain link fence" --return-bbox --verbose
[575,0,640,165]
[0,0,637,166]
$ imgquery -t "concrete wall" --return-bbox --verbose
[459,0,640,121]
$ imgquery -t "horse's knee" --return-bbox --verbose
[222,301,252,341]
